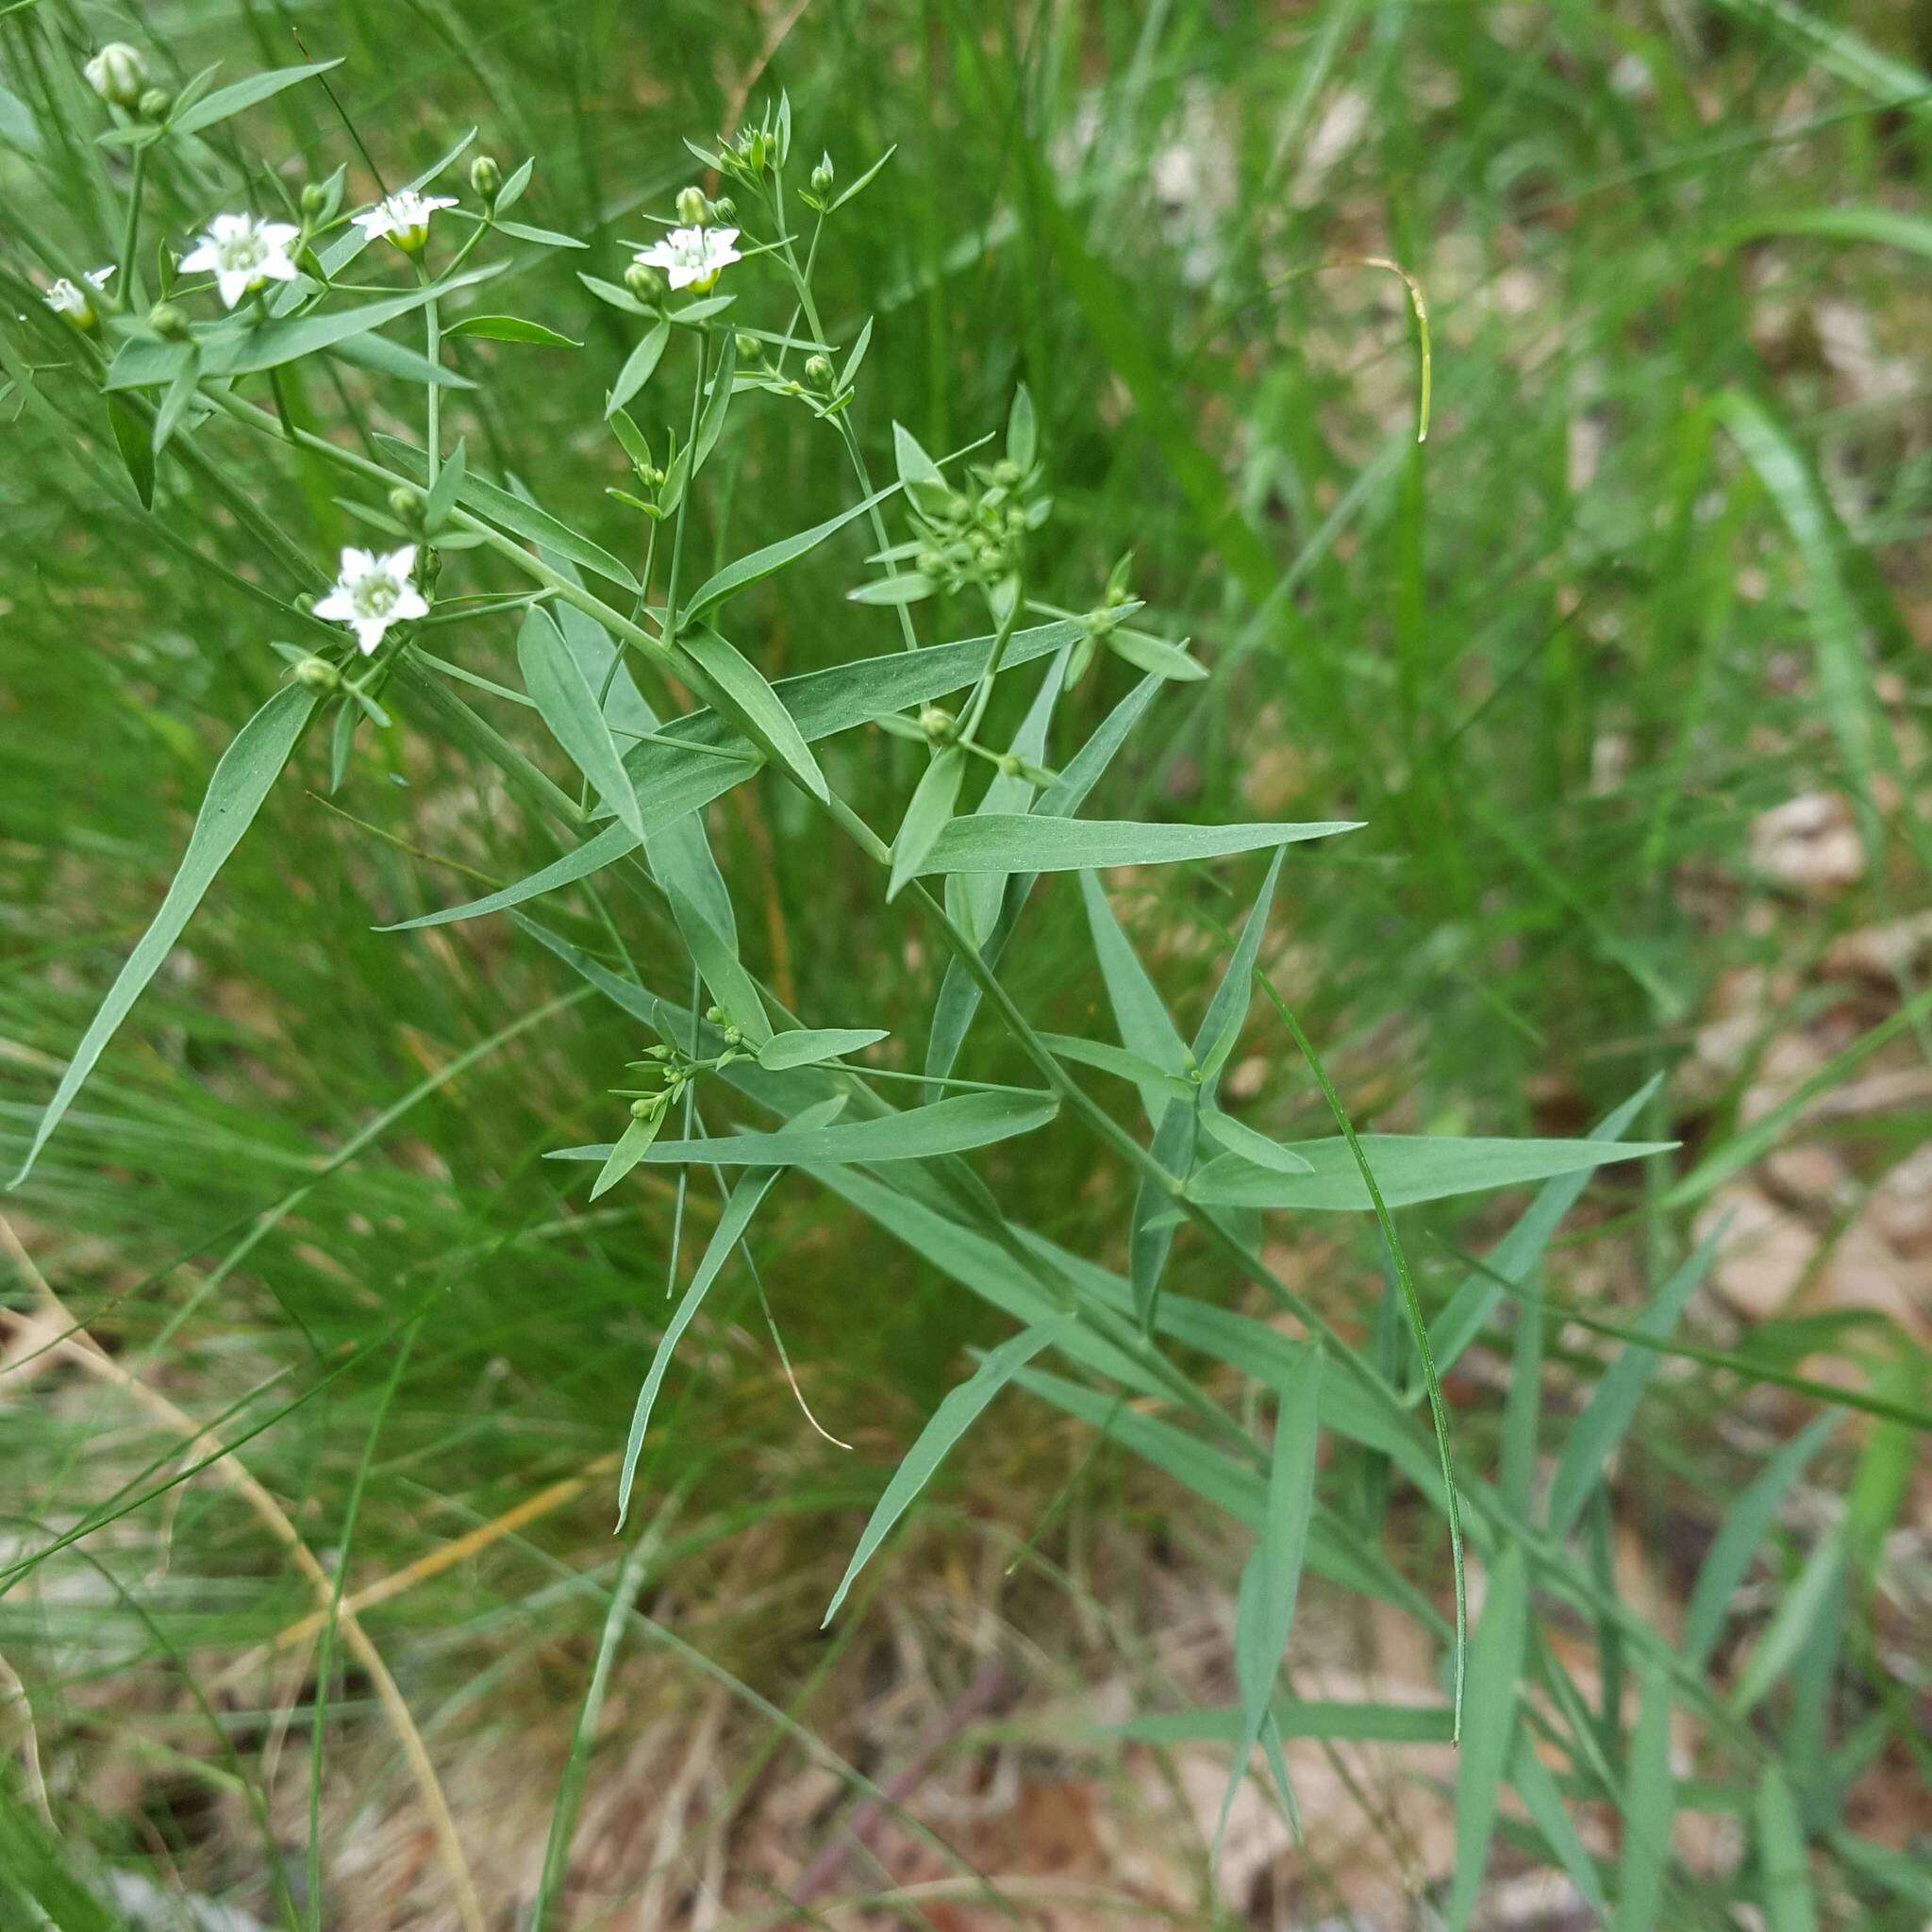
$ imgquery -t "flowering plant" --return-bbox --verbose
[3,43,1689,1913]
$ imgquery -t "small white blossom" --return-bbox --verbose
[179,213,301,308]
[633,225,741,292]
[351,191,458,253]
[313,546,428,654]
[43,265,115,324]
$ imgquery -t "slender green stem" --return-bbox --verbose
[661,331,708,646]
[424,284,441,490]
[117,142,148,301]
[958,583,1024,741]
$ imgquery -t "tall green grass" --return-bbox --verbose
[2,1,1927,1926]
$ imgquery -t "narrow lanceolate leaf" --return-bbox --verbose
[916,815,1357,877]
[379,821,641,931]
[683,478,902,624]
[1544,1230,1720,1538]
[1198,1109,1316,1175]
[614,1155,787,1527]
[591,1108,663,1199]
[1218,1349,1323,1850]
[375,434,640,593]
[11,684,319,1186]
[1036,1032,1194,1099]
[756,1028,888,1072]
[1079,869,1191,1129]
[446,314,583,348]
[517,607,645,843]
[169,58,342,136]
[108,268,503,388]
[664,879,769,1047]
[548,1089,1058,1169]
[1508,1734,1609,1921]
[888,747,967,899]
[1188,1134,1672,1211]
[106,394,154,508]
[606,321,669,415]
[676,625,829,801]
[1443,1545,1529,1932]
[1613,1664,1674,1932]
[823,1317,1074,1624]
[1128,1101,1194,1332]
[1682,1413,1836,1670]
[1757,1765,1818,1932]
[1193,848,1285,1091]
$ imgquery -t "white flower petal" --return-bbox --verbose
[312,590,357,623]
[391,587,430,624]
[379,545,418,580]
[351,618,390,655]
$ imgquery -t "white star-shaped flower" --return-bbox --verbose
[179,214,301,308]
[313,545,428,654]
[43,265,115,322]
[633,225,741,292]
[351,191,458,253]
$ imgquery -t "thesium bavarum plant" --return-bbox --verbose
[4,22,1925,1932]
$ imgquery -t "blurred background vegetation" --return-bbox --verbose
[1,0,1927,1925]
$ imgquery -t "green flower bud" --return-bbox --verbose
[292,657,340,691]
[675,185,708,225]
[810,154,835,197]
[919,704,955,743]
[84,42,147,109]
[147,302,189,341]
[992,458,1024,489]
[388,484,424,527]
[711,194,736,222]
[136,87,171,123]
[705,1005,724,1024]
[300,181,329,219]
[734,330,762,362]
[470,154,502,204]
[629,1095,658,1120]
[804,353,834,390]
[625,260,668,305]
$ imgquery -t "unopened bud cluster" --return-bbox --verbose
[904,451,1049,601]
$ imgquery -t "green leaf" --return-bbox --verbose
[424,436,468,533]
[1682,1413,1836,1670]
[889,747,967,900]
[1193,847,1285,1091]
[169,58,342,136]
[892,421,950,509]
[1443,1544,1528,1931]
[380,821,640,931]
[445,314,583,348]
[663,877,770,1047]
[591,1108,663,1200]
[676,625,828,801]
[1006,383,1037,470]
[11,684,319,1186]
[1218,1348,1322,1848]
[606,321,668,415]
[823,1317,1074,1624]
[1724,205,1932,260]
[376,434,640,593]
[683,478,902,623]
[491,217,586,249]
[1079,869,1191,1128]
[108,267,503,388]
[1613,1664,1674,1932]
[1544,1231,1719,1538]
[691,329,737,479]
[1036,1032,1193,1099]
[849,572,934,607]
[1188,1133,1672,1211]
[1104,1701,1454,1747]
[1508,1733,1609,1920]
[106,393,154,508]
[550,1089,1058,1169]
[1757,1765,1817,1932]
[1101,623,1207,681]
[517,607,645,844]
[756,1028,888,1072]
[1198,1109,1316,1176]
[915,815,1357,876]
[614,1142,803,1528]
